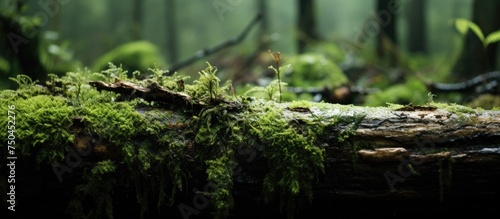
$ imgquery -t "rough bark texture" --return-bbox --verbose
[2,80,500,219]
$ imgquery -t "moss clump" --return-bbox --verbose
[205,156,235,219]
[0,63,369,219]
[192,102,242,218]
[92,41,167,76]
[428,102,477,114]
[249,103,324,218]
[364,78,428,106]
[82,102,146,150]
[288,100,313,109]
[0,95,75,164]
[286,53,348,88]
[466,94,500,110]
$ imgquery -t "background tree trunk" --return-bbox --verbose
[376,0,398,66]
[166,0,179,64]
[257,0,270,49]
[297,0,320,53]
[406,0,427,54]
[131,0,143,40]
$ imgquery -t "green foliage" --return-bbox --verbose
[364,78,428,106]
[455,18,500,47]
[466,94,500,110]
[147,68,190,92]
[244,79,288,102]
[303,42,345,64]
[186,62,233,102]
[189,62,221,100]
[286,53,348,88]
[92,41,167,75]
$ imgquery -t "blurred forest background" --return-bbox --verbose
[1,0,499,108]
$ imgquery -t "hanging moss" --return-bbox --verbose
[69,160,117,219]
[248,102,325,218]
[2,61,471,219]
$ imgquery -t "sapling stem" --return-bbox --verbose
[269,50,282,103]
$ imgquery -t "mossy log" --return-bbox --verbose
[2,79,500,219]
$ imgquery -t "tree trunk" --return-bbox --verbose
[131,0,143,40]
[406,0,427,54]
[165,0,178,64]
[297,0,320,53]
[452,0,500,80]
[257,0,270,48]
[376,0,398,66]
[3,80,500,218]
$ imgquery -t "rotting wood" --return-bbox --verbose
[5,79,500,218]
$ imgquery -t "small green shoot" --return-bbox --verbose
[269,50,282,103]
[455,18,500,48]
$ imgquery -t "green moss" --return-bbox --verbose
[0,95,75,164]
[248,103,324,218]
[82,102,145,148]
[92,41,167,75]
[288,100,313,109]
[205,156,235,219]
[429,102,476,114]
[185,62,233,103]
[364,78,428,106]
[192,102,241,218]
[70,160,117,219]
[286,53,348,88]
[466,94,500,110]
[303,42,345,64]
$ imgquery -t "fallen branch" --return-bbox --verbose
[166,12,263,74]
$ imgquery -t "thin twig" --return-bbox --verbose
[165,12,264,75]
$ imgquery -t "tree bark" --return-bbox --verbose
[4,80,500,218]
[73,81,500,215]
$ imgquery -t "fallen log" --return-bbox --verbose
[1,76,499,219]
